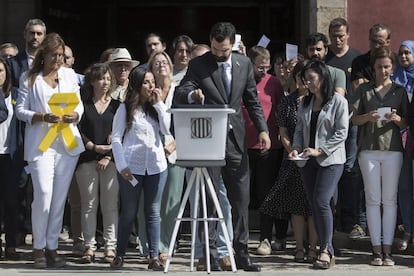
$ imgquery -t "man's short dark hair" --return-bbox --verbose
[369,23,391,40]
[329,17,349,33]
[209,22,236,44]
[145,32,166,46]
[305,32,329,49]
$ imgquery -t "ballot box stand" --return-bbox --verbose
[164,106,236,273]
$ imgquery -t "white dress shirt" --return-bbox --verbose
[112,101,171,175]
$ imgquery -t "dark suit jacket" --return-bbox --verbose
[173,52,268,152]
[0,89,8,123]
[8,51,29,88]
[8,88,25,177]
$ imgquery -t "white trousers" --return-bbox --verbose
[76,160,119,251]
[29,142,79,250]
[359,150,403,246]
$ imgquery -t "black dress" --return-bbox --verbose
[260,91,311,217]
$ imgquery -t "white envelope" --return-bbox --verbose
[288,152,309,161]
[377,107,391,121]
[130,177,138,187]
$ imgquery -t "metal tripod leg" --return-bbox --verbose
[164,167,237,273]
[201,167,237,272]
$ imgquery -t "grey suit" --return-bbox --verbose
[174,52,268,255]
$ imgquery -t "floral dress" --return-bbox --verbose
[260,90,311,217]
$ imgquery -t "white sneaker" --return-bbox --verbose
[256,238,271,255]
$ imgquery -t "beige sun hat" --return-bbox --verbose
[110,48,140,67]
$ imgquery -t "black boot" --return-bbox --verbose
[235,247,261,272]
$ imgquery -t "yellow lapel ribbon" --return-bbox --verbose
[38,92,79,152]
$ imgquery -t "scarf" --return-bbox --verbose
[393,40,414,97]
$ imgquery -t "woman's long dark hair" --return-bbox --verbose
[0,57,12,97]
[300,59,334,108]
[124,67,158,130]
[81,63,115,102]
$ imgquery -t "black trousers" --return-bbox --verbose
[248,148,287,241]
[0,154,18,248]
[200,131,251,257]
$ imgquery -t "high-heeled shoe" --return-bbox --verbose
[313,249,335,269]
[398,232,411,251]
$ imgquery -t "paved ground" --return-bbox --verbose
[1,230,414,275]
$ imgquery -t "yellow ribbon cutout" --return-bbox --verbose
[38,93,80,152]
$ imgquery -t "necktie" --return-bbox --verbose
[221,63,231,97]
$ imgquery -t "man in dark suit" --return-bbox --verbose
[8,18,46,88]
[6,18,46,247]
[173,22,270,272]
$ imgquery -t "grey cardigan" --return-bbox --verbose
[292,93,349,167]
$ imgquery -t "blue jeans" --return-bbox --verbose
[117,171,166,258]
[398,157,414,233]
[300,159,344,256]
[188,170,233,258]
[137,169,168,256]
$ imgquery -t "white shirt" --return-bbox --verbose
[112,101,171,175]
[0,95,13,154]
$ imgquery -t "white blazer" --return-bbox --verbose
[16,67,85,161]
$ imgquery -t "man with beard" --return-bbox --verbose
[304,32,347,257]
[174,22,270,272]
[305,32,346,96]
[8,19,46,88]
[7,18,46,249]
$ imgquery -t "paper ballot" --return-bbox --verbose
[232,34,242,51]
[286,43,298,61]
[257,35,270,48]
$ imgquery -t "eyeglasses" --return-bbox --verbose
[154,60,169,67]
[254,64,271,72]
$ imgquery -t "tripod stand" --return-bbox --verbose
[163,166,237,273]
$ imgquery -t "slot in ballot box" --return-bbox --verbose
[169,105,235,167]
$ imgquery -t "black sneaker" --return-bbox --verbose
[110,256,124,268]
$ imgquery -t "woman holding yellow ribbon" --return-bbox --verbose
[15,33,84,269]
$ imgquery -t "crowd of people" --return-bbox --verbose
[0,16,414,272]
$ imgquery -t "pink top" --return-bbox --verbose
[242,73,283,149]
